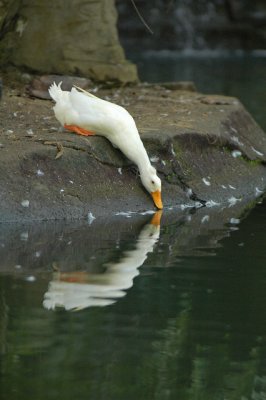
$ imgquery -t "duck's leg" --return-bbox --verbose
[64,124,95,136]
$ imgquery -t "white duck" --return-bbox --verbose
[48,82,163,209]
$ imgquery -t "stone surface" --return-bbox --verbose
[0,80,266,222]
[0,0,138,83]
[27,75,93,100]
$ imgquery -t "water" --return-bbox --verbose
[0,198,266,400]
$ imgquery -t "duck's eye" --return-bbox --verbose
[151,180,155,185]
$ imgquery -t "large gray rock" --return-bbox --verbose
[0,0,137,83]
[0,82,266,221]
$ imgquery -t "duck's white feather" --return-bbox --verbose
[74,85,98,98]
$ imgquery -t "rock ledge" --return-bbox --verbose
[0,83,265,221]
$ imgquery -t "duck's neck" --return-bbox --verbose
[116,132,151,173]
[129,143,151,175]
[136,145,151,174]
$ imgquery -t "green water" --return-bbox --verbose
[1,55,266,399]
[0,200,266,400]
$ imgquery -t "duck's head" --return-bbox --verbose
[140,166,163,209]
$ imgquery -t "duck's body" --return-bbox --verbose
[48,83,163,209]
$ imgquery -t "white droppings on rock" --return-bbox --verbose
[25,276,36,282]
[60,189,64,193]
[34,251,41,258]
[228,196,241,206]
[150,156,160,163]
[221,185,227,189]
[20,231,29,241]
[230,226,239,231]
[180,204,192,210]
[251,146,264,157]
[201,215,210,223]
[21,199,30,208]
[87,212,96,225]
[170,144,176,156]
[36,169,44,176]
[69,180,74,184]
[232,150,242,158]
[202,177,211,186]
[231,136,244,147]
[205,200,220,207]
[15,264,22,269]
[16,18,28,36]
[230,127,238,134]
[161,160,166,166]
[6,130,14,134]
[115,211,134,217]
[118,168,123,175]
[230,218,240,225]
[255,187,263,196]
[140,210,155,215]
[195,202,204,208]
[26,128,34,136]
[186,188,193,197]
[229,185,236,190]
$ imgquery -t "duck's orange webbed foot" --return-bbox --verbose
[64,124,95,136]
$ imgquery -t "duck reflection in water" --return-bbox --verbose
[43,211,162,311]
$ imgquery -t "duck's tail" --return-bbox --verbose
[48,81,63,102]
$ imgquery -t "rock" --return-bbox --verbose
[27,75,93,99]
[0,82,265,222]
[158,81,197,92]
[0,0,138,84]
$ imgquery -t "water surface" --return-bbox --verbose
[1,199,266,400]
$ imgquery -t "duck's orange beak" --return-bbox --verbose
[151,190,163,209]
